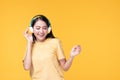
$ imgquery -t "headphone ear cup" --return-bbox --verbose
[29,26,33,33]
[48,27,51,34]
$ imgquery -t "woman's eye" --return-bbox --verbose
[36,28,40,30]
[36,27,40,30]
[43,27,47,30]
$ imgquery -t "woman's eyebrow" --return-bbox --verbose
[42,26,48,28]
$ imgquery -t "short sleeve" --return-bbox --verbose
[56,39,66,60]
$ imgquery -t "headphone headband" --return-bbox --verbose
[30,15,51,27]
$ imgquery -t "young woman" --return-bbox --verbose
[23,15,81,80]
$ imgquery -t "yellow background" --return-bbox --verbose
[0,0,120,80]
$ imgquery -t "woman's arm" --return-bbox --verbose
[23,42,33,70]
[23,28,33,70]
[59,45,81,71]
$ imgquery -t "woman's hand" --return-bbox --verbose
[59,45,81,71]
[24,27,33,43]
[70,45,81,57]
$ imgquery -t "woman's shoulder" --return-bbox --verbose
[48,38,62,43]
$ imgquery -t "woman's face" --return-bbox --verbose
[33,19,49,42]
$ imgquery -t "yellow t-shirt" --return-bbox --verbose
[30,38,65,80]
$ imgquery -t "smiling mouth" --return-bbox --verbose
[38,34,45,37]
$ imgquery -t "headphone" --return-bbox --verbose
[29,15,51,34]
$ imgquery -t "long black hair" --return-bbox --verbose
[30,15,55,42]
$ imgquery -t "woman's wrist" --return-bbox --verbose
[70,56,74,60]
[27,41,33,45]
[27,42,33,49]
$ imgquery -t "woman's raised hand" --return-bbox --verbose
[24,27,33,43]
[70,45,81,57]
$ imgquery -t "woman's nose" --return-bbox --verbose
[39,28,44,33]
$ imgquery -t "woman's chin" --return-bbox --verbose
[37,37,46,42]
